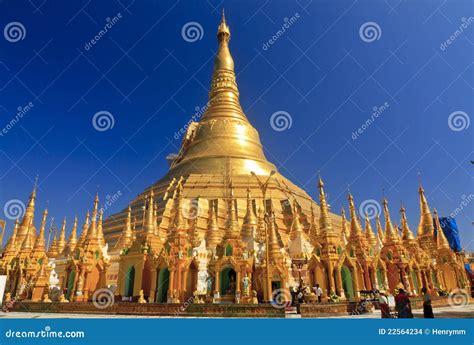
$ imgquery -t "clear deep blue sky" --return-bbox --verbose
[0,0,472,249]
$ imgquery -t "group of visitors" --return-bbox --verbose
[378,287,434,318]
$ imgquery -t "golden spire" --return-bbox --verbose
[382,199,399,243]
[242,188,257,239]
[173,182,187,233]
[48,228,59,257]
[3,218,19,254]
[433,209,450,250]
[364,212,377,246]
[400,206,415,241]
[267,212,282,259]
[20,219,33,252]
[417,184,434,238]
[88,193,99,241]
[318,177,332,232]
[97,209,105,247]
[32,208,48,255]
[340,207,348,238]
[376,213,384,243]
[57,217,67,253]
[116,205,133,249]
[18,183,37,244]
[348,193,363,238]
[290,199,304,238]
[309,203,319,242]
[206,199,221,248]
[214,9,233,73]
[166,12,276,177]
[145,189,156,236]
[224,185,240,239]
[78,211,90,247]
[64,215,78,255]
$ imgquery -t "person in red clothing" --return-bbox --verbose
[395,288,413,318]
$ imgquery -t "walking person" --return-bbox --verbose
[422,287,434,318]
[395,288,413,318]
[378,290,390,318]
[314,284,323,303]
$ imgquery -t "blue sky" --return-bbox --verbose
[0,0,472,250]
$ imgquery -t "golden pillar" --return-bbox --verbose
[352,267,360,301]
[214,270,220,295]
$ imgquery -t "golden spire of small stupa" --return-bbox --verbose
[97,209,105,247]
[173,182,187,233]
[116,205,133,249]
[242,188,257,239]
[267,212,282,259]
[88,193,99,241]
[318,177,332,232]
[78,211,90,247]
[417,184,434,238]
[206,199,221,248]
[340,208,348,239]
[433,209,450,250]
[348,193,363,238]
[364,212,377,247]
[376,213,384,243]
[64,215,78,255]
[400,206,415,241]
[224,184,240,239]
[18,181,38,244]
[57,217,67,253]
[32,208,48,255]
[309,203,319,243]
[3,218,19,254]
[20,219,34,253]
[47,227,59,257]
[290,199,304,239]
[383,199,399,243]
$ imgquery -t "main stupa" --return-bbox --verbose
[101,12,342,247]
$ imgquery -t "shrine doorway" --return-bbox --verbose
[156,268,169,303]
[220,267,236,296]
[66,270,76,300]
[341,265,355,301]
[124,266,135,297]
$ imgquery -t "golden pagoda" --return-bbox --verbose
[0,12,469,307]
